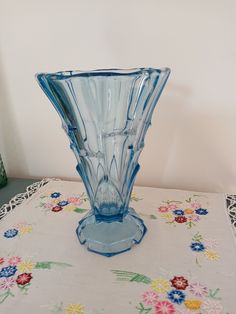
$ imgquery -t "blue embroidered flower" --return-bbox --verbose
[173,209,184,216]
[0,266,17,278]
[4,229,18,238]
[195,208,208,215]
[58,200,69,207]
[190,242,205,252]
[51,192,61,198]
[167,289,185,304]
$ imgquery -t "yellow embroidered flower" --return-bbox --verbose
[184,299,202,310]
[18,260,35,272]
[66,303,84,314]
[204,250,220,260]
[160,213,174,221]
[19,225,33,234]
[184,208,194,215]
[150,278,171,293]
[64,204,76,212]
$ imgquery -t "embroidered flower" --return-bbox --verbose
[0,258,4,265]
[150,278,171,294]
[202,299,223,314]
[195,208,208,215]
[170,276,188,290]
[187,215,200,222]
[0,266,17,278]
[13,222,26,229]
[67,197,83,205]
[190,242,205,252]
[158,206,169,213]
[184,299,202,310]
[18,261,35,272]
[168,204,178,210]
[188,282,208,297]
[155,300,175,314]
[191,202,201,209]
[175,216,187,223]
[142,290,159,305]
[4,229,18,238]
[65,303,84,314]
[173,210,184,216]
[52,206,63,212]
[0,277,15,290]
[8,256,21,266]
[204,238,218,249]
[204,250,220,261]
[43,203,54,209]
[184,208,194,215]
[58,200,69,207]
[51,192,61,198]
[16,273,33,286]
[19,225,33,235]
[168,289,185,304]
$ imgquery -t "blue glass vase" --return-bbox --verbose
[36,68,170,256]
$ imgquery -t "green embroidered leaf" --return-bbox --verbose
[136,303,152,314]
[74,208,88,213]
[192,232,203,242]
[0,289,14,304]
[111,270,151,284]
[164,200,183,204]
[149,214,157,220]
[208,288,222,300]
[185,197,192,203]
[34,261,72,269]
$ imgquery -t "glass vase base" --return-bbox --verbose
[76,208,147,257]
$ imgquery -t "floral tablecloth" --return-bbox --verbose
[0,180,235,314]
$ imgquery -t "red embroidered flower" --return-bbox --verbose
[51,206,63,212]
[175,216,187,223]
[170,276,188,290]
[16,273,33,285]
[0,258,4,265]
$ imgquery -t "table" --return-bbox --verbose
[0,179,235,314]
[0,178,37,207]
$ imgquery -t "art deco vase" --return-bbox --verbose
[36,68,170,256]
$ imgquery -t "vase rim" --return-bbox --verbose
[36,67,170,80]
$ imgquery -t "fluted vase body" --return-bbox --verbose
[36,68,170,256]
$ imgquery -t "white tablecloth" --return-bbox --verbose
[0,180,235,314]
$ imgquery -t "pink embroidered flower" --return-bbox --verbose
[8,256,21,266]
[142,290,159,305]
[187,215,200,222]
[191,202,201,209]
[170,276,188,290]
[175,216,187,223]
[0,257,4,265]
[67,197,83,205]
[13,222,26,229]
[188,282,208,297]
[0,277,15,290]
[202,300,223,314]
[44,203,54,209]
[158,206,169,213]
[16,273,33,285]
[203,238,218,249]
[155,300,175,314]
[168,204,178,210]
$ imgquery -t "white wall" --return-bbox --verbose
[0,0,236,193]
